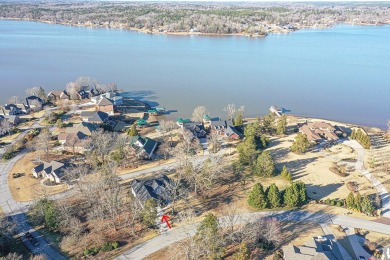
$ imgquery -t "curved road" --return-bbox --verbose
[116,210,390,259]
[0,118,67,259]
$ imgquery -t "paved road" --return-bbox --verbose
[343,140,390,217]
[117,210,390,259]
[0,117,67,259]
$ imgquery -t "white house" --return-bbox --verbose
[32,161,66,183]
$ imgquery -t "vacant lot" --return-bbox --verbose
[8,151,69,202]
[268,134,374,201]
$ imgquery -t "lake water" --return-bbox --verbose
[0,20,389,128]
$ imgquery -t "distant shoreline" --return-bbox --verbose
[2,17,389,38]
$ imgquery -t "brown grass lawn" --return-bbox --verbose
[0,132,21,143]
[268,135,374,201]
[8,151,69,202]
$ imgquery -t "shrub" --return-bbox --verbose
[101,243,113,252]
[112,241,119,249]
[329,165,347,177]
[336,201,343,207]
[83,249,91,256]
[365,239,377,251]
[346,181,359,192]
[330,200,336,206]
[325,198,331,205]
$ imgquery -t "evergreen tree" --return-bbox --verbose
[141,198,158,227]
[267,183,281,208]
[127,123,139,136]
[346,192,355,209]
[253,151,275,177]
[355,192,362,212]
[248,183,268,209]
[280,165,292,181]
[196,213,223,259]
[291,132,311,154]
[234,112,244,126]
[262,113,275,134]
[237,135,257,165]
[233,241,250,260]
[361,195,375,215]
[294,181,307,203]
[260,135,269,148]
[284,185,299,207]
[276,115,287,135]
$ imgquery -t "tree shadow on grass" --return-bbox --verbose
[305,183,344,200]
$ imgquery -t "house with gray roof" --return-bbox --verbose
[32,160,66,183]
[130,135,158,159]
[65,122,98,136]
[80,111,109,124]
[282,236,343,260]
[131,174,172,207]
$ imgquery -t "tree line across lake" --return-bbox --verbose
[1,2,390,35]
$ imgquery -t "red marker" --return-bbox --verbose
[161,215,171,229]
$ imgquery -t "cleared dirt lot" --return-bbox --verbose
[268,134,375,201]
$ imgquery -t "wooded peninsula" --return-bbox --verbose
[1,1,390,36]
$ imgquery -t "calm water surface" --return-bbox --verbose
[0,20,389,128]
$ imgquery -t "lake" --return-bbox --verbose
[0,20,389,128]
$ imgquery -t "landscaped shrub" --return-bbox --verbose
[330,200,336,206]
[83,249,92,256]
[336,201,343,207]
[346,181,359,192]
[112,241,119,249]
[325,198,331,205]
[329,166,347,177]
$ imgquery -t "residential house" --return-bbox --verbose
[298,122,342,143]
[183,122,207,139]
[130,135,158,159]
[47,90,70,101]
[131,174,172,207]
[15,103,30,114]
[77,89,89,100]
[4,115,20,126]
[80,111,109,124]
[0,103,30,115]
[282,236,341,260]
[97,97,114,115]
[32,161,66,183]
[25,96,44,110]
[65,122,98,136]
[211,119,243,140]
[58,131,90,154]
[91,92,123,106]
[0,104,21,116]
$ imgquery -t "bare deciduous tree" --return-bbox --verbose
[208,131,222,153]
[75,76,97,91]
[191,106,207,122]
[7,96,19,104]
[35,127,51,160]
[65,81,80,100]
